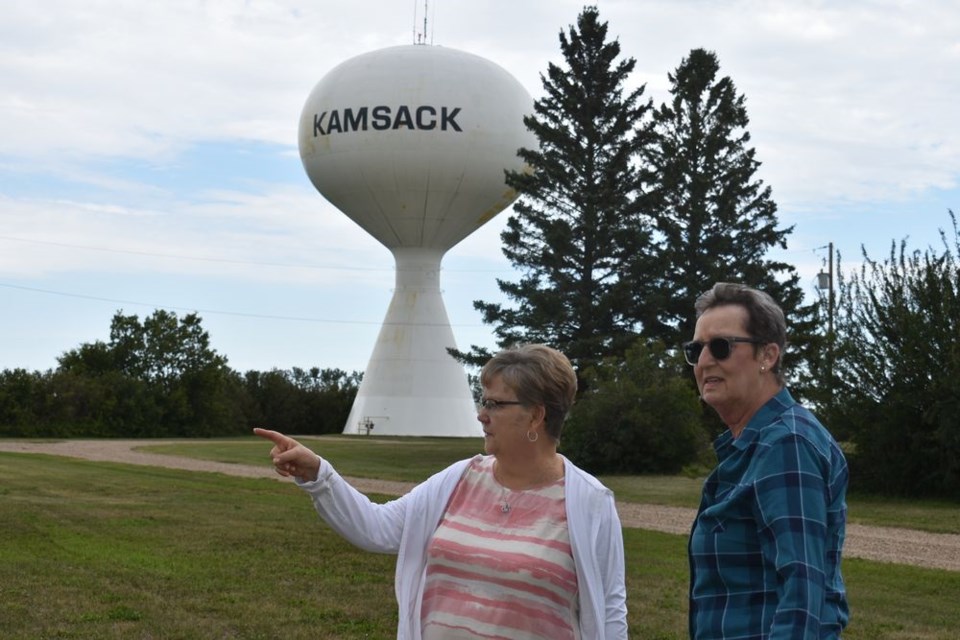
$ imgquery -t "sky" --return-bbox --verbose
[1,0,958,376]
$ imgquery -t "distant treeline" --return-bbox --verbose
[0,310,360,438]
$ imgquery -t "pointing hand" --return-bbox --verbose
[253,428,321,483]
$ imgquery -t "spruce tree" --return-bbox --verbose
[643,48,817,393]
[458,6,655,374]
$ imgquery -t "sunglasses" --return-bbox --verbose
[682,336,765,365]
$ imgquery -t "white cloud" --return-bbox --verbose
[4,0,958,201]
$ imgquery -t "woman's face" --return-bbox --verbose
[692,304,767,427]
[477,374,533,457]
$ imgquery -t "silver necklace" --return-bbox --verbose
[500,490,511,514]
[494,464,513,514]
[494,459,560,514]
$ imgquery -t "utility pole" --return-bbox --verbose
[827,241,834,337]
[817,242,835,411]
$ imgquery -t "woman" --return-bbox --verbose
[684,282,849,639]
[255,343,627,639]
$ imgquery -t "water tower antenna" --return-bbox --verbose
[413,0,431,45]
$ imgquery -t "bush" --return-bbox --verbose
[828,211,960,497]
[561,340,707,474]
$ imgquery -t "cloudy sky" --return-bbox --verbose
[2,0,958,375]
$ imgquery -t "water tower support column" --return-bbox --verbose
[343,247,481,437]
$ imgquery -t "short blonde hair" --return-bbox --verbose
[480,344,577,440]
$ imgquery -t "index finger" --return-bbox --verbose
[253,428,293,447]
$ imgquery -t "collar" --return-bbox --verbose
[714,387,795,454]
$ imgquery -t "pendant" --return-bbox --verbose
[500,502,510,514]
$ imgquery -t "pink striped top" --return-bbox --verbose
[420,456,579,640]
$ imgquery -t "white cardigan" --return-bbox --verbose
[297,454,628,639]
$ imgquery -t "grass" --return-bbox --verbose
[146,434,487,483]
[0,453,398,639]
[1,451,959,638]
[141,435,960,534]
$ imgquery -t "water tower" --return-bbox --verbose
[298,44,535,437]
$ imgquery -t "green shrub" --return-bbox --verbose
[561,340,707,474]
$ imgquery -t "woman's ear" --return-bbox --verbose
[530,403,547,427]
[763,343,781,370]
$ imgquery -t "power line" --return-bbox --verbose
[0,234,389,272]
[0,234,511,273]
[0,281,487,328]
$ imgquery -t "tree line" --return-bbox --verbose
[0,310,360,439]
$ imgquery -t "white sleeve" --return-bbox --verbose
[297,457,409,553]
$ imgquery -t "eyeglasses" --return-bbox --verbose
[479,398,525,411]
[682,336,765,366]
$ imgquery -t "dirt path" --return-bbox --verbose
[2,439,958,572]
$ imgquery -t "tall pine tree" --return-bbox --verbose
[642,48,817,391]
[459,6,655,374]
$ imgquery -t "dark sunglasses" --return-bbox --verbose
[682,336,765,365]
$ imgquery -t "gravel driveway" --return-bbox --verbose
[2,439,958,572]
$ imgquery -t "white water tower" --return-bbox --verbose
[298,44,535,437]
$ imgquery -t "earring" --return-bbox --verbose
[760,365,766,373]
[526,430,539,443]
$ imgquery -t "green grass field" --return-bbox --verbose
[144,435,960,533]
[1,438,958,638]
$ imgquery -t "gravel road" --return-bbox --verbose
[2,439,958,572]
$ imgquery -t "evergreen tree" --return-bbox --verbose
[643,48,817,394]
[458,6,655,374]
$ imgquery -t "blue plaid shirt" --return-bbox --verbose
[689,388,849,639]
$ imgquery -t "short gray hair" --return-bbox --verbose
[694,282,787,384]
